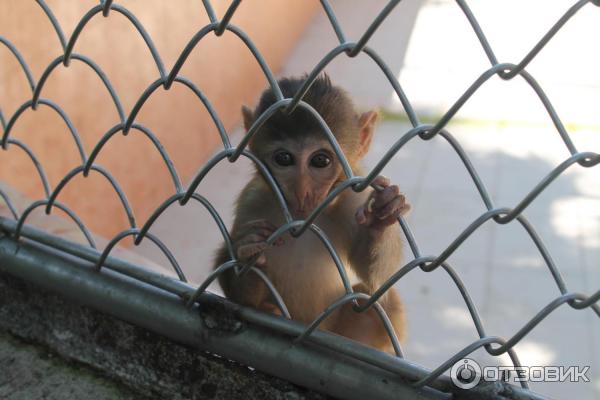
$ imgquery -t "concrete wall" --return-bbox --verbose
[0,0,318,239]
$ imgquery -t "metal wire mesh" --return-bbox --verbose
[1,0,599,398]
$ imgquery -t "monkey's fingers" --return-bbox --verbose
[361,183,398,224]
[238,220,278,236]
[376,194,406,218]
[237,220,284,246]
[371,184,400,210]
[237,233,272,246]
[355,205,370,225]
[376,195,410,226]
[241,219,278,229]
[255,253,267,267]
[236,227,274,241]
[371,175,391,189]
[397,199,411,217]
[236,242,268,266]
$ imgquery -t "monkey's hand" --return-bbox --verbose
[233,219,284,267]
[355,175,410,231]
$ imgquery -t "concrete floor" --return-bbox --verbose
[132,1,600,399]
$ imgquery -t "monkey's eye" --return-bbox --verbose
[273,151,294,166]
[310,153,331,168]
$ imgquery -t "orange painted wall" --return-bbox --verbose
[0,0,319,239]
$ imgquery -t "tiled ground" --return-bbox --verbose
[136,1,599,399]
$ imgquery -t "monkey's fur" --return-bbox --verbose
[214,75,409,352]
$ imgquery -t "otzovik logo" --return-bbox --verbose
[450,359,591,388]
[450,358,482,389]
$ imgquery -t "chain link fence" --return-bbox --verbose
[1,0,599,399]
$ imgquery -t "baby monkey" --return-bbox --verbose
[214,75,410,352]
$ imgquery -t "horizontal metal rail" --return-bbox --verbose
[0,226,550,400]
[0,232,447,400]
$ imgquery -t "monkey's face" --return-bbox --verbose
[263,137,341,219]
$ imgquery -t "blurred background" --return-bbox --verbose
[1,1,598,399]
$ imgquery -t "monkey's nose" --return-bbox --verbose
[294,189,308,206]
[293,191,311,215]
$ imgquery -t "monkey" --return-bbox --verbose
[214,74,410,353]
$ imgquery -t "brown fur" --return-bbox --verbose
[214,75,407,352]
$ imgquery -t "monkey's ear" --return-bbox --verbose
[242,105,255,131]
[358,110,379,157]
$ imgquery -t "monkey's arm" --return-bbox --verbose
[348,176,409,291]
[343,176,410,345]
[214,177,281,310]
[214,240,262,306]
[349,218,403,294]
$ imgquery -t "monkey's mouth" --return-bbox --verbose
[290,198,329,219]
[290,206,316,220]
[291,209,310,219]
